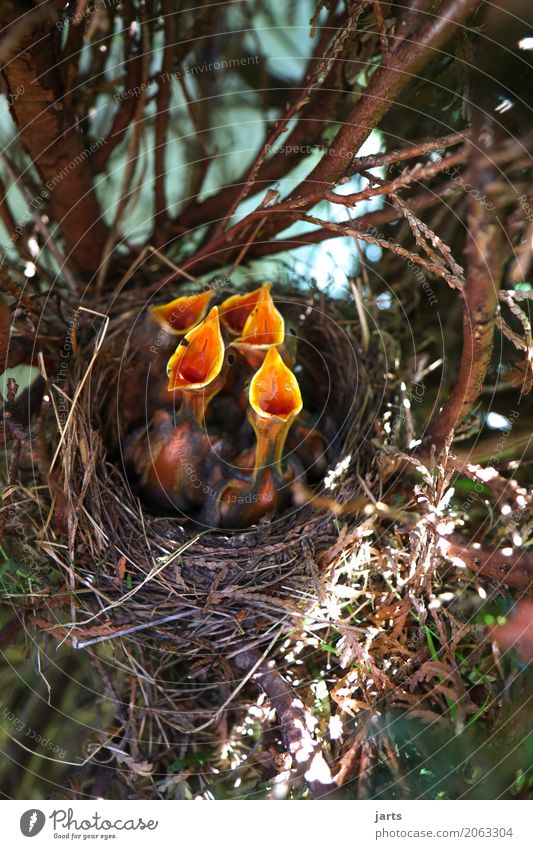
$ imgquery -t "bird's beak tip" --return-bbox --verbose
[151,290,213,335]
[235,286,284,348]
[166,305,225,392]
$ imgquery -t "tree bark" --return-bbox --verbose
[427,133,506,447]
[438,533,533,591]
[234,648,335,797]
[0,5,107,277]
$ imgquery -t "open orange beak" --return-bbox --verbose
[150,290,213,335]
[167,306,224,393]
[248,346,302,473]
[219,283,271,336]
[232,285,285,368]
[215,347,302,527]
[250,346,302,421]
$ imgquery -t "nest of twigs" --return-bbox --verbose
[9,271,531,800]
[39,282,382,660]
[7,276,399,794]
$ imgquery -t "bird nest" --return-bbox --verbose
[34,281,384,670]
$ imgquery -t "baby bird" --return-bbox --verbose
[286,414,331,484]
[148,289,215,411]
[210,346,303,529]
[124,408,224,513]
[218,283,271,336]
[118,290,215,434]
[215,283,284,422]
[231,285,286,370]
[126,306,228,513]
[150,290,213,337]
[166,305,226,421]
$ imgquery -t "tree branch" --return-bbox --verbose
[169,0,480,269]
[287,0,482,203]
[92,0,142,173]
[153,0,175,242]
[427,155,506,447]
[171,3,348,233]
[438,533,533,591]
[234,648,335,797]
[0,4,108,276]
[159,182,456,280]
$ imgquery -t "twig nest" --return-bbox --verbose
[36,282,381,663]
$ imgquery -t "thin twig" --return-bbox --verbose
[153,1,175,241]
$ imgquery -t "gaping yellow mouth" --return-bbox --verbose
[166,306,225,392]
[219,283,271,335]
[234,284,284,349]
[249,346,302,421]
[151,290,213,335]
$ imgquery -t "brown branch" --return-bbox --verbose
[168,0,480,272]
[171,6,348,233]
[197,131,468,223]
[160,182,457,280]
[92,0,142,173]
[427,156,506,447]
[233,649,335,797]
[172,91,345,233]
[389,191,464,284]
[0,377,24,536]
[95,8,150,290]
[372,0,389,53]
[60,0,89,116]
[1,4,108,276]
[394,0,432,47]
[240,181,458,259]
[438,533,533,591]
[171,125,530,269]
[209,1,368,242]
[0,296,37,374]
[0,173,32,264]
[350,130,468,172]
[172,71,212,223]
[153,1,175,242]
[287,0,482,203]
[292,211,464,289]
[175,126,465,239]
[324,146,467,209]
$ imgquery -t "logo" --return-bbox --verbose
[20,809,46,837]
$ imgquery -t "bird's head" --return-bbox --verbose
[231,285,284,368]
[166,305,225,393]
[218,282,271,336]
[150,290,213,336]
[250,345,303,423]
